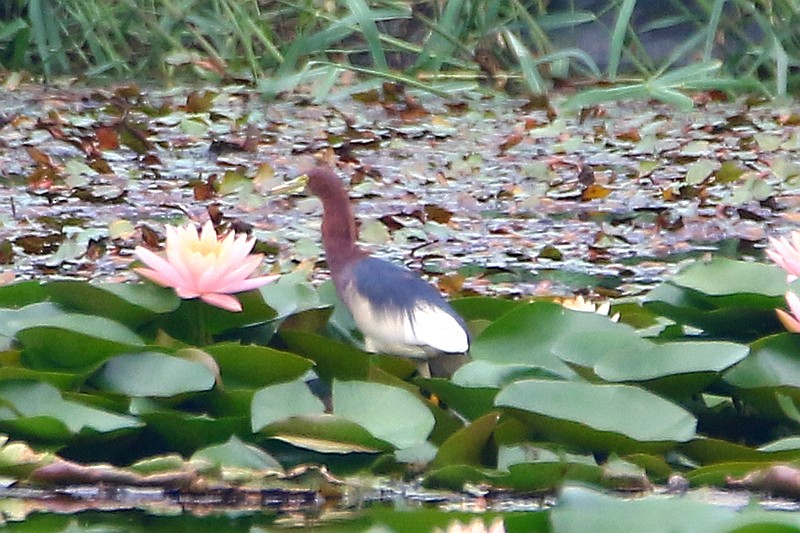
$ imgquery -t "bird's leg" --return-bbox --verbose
[416,361,431,379]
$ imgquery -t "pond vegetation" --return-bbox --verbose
[2,0,800,531]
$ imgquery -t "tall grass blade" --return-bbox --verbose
[312,60,451,97]
[416,0,466,71]
[537,11,596,30]
[344,0,388,71]
[28,0,68,79]
[608,0,638,80]
[503,29,547,94]
[539,49,602,77]
[703,0,726,62]
[652,59,721,87]
[772,35,788,97]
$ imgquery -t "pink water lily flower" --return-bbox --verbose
[767,233,800,282]
[134,221,278,312]
[777,291,800,333]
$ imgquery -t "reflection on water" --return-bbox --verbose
[0,497,540,532]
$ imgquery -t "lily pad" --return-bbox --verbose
[414,377,498,421]
[192,435,283,473]
[47,281,180,327]
[430,412,499,469]
[471,301,634,378]
[205,343,313,389]
[251,379,325,432]
[452,360,563,388]
[495,379,696,454]
[554,331,749,398]
[0,281,48,308]
[279,330,415,382]
[333,380,435,449]
[92,352,216,397]
[261,414,393,454]
[551,485,737,533]
[723,334,800,418]
[141,410,249,456]
[669,258,788,297]
[0,381,141,442]
[16,314,144,370]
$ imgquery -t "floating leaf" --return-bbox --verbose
[0,381,141,440]
[430,412,499,469]
[47,281,179,327]
[471,302,634,378]
[280,330,415,382]
[205,343,313,389]
[669,257,787,297]
[92,352,216,397]
[415,377,498,420]
[192,435,283,473]
[685,159,716,185]
[140,410,249,456]
[251,379,325,432]
[496,379,696,453]
[0,281,48,308]
[333,380,434,449]
[17,314,144,370]
[551,486,735,533]
[262,414,392,454]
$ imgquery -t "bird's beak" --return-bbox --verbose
[269,174,309,195]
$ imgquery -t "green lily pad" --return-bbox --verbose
[686,461,770,486]
[47,281,180,328]
[452,360,563,388]
[471,301,635,378]
[158,291,276,342]
[553,334,748,398]
[0,281,48,308]
[251,379,325,432]
[141,410,249,456]
[279,330,415,381]
[723,334,800,418]
[594,341,749,382]
[92,352,216,397]
[495,379,696,454]
[192,435,283,473]
[644,282,784,340]
[205,343,313,389]
[16,314,144,370]
[681,436,800,465]
[449,296,523,322]
[0,302,67,349]
[551,485,737,533]
[259,271,324,320]
[261,414,393,454]
[333,380,434,449]
[430,412,499,469]
[414,377,498,421]
[0,366,82,390]
[0,381,141,442]
[424,457,601,493]
[642,259,793,340]
[670,257,788,297]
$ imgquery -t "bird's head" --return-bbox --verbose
[269,165,342,200]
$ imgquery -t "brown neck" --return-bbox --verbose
[307,167,365,275]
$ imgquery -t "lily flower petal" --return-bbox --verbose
[133,221,277,312]
[777,291,800,333]
[768,234,800,282]
[200,292,243,312]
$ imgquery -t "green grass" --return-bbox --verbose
[0,0,798,101]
